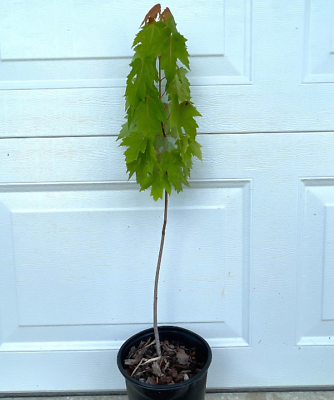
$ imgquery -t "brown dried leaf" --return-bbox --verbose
[175,373,184,382]
[146,376,156,385]
[161,358,169,373]
[161,7,171,23]
[159,375,173,384]
[134,348,145,363]
[176,347,190,365]
[152,361,162,377]
[124,347,145,365]
[138,340,146,349]
[168,368,178,378]
[140,3,161,27]
[124,358,137,365]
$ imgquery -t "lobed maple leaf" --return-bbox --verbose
[139,3,161,27]
[125,57,157,114]
[170,100,201,138]
[133,21,170,59]
[167,67,191,103]
[160,31,189,84]
[120,133,147,164]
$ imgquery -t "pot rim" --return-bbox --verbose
[117,325,212,391]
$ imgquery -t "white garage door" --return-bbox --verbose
[1,0,334,392]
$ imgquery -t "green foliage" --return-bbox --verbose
[118,11,202,201]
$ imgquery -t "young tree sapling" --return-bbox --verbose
[117,3,202,359]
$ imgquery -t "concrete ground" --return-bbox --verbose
[2,393,334,400]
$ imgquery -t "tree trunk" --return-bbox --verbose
[153,189,168,357]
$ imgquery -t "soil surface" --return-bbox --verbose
[123,337,204,385]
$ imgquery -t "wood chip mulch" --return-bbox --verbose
[123,337,204,385]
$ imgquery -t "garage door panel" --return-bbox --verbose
[0,0,250,89]
[0,179,250,358]
[303,0,334,83]
[297,179,334,346]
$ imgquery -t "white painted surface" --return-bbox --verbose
[0,0,334,393]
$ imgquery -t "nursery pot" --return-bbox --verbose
[117,325,212,400]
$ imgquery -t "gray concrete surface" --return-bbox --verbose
[2,394,334,400]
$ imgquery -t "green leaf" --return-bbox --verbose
[151,183,164,200]
[160,28,189,83]
[154,135,176,153]
[172,31,190,70]
[170,100,201,141]
[125,57,157,113]
[133,21,171,59]
[161,172,172,195]
[177,133,190,158]
[147,170,164,200]
[160,150,191,193]
[137,140,158,182]
[117,117,138,141]
[190,140,202,161]
[160,37,177,83]
[117,121,130,140]
[121,133,147,163]
[160,151,181,192]
[167,67,191,103]
[126,139,155,182]
[165,13,177,34]
[135,89,166,139]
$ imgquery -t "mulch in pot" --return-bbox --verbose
[123,337,205,385]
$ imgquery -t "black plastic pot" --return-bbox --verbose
[117,325,212,400]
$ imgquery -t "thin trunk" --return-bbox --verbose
[152,54,166,357]
[153,189,168,357]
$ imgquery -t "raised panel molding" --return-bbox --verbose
[0,0,251,89]
[303,0,334,83]
[0,180,251,352]
[297,179,334,346]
